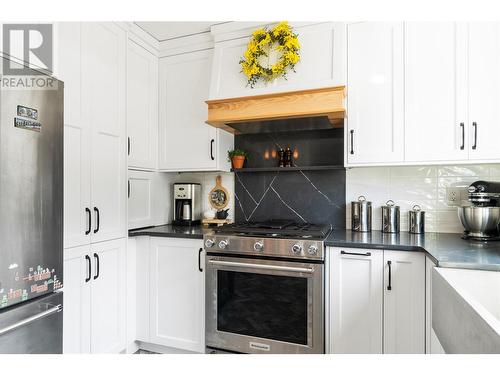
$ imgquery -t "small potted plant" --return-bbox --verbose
[227,149,248,169]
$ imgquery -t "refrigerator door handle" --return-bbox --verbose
[0,304,62,337]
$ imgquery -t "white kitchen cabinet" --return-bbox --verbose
[63,244,91,354]
[405,22,468,163]
[425,256,436,353]
[56,23,93,249]
[209,22,346,99]
[90,238,127,353]
[128,170,154,229]
[158,49,232,172]
[384,250,426,354]
[127,39,158,170]
[328,247,383,354]
[63,238,126,354]
[468,22,500,161]
[58,22,127,246]
[148,238,205,353]
[346,22,404,165]
[82,22,127,243]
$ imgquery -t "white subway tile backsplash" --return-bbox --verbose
[346,163,500,233]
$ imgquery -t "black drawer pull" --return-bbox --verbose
[85,207,91,235]
[387,260,392,290]
[472,122,477,150]
[198,248,203,272]
[350,130,354,155]
[85,255,91,282]
[93,253,100,280]
[93,207,100,234]
[341,250,371,257]
[460,122,465,150]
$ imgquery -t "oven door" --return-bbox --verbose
[205,255,324,354]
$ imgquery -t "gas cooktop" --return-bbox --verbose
[213,220,332,240]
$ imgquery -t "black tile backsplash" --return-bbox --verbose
[234,129,346,227]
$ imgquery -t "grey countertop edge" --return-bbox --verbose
[129,226,500,272]
[325,240,438,264]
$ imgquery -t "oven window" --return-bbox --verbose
[217,270,308,345]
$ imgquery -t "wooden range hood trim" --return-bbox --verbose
[205,86,346,134]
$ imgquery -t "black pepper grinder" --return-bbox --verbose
[284,146,293,167]
[278,147,284,167]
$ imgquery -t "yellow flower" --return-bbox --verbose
[284,51,300,64]
[272,21,290,37]
[284,36,300,50]
[252,28,266,39]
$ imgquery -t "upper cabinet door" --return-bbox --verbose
[405,22,468,162]
[82,23,127,243]
[468,22,500,161]
[56,23,92,249]
[347,22,404,165]
[209,22,345,99]
[127,39,158,170]
[158,49,218,171]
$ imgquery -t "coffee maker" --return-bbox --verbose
[173,183,202,226]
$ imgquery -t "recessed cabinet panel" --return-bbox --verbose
[405,22,468,162]
[128,170,154,229]
[347,22,404,164]
[159,49,222,171]
[127,39,158,169]
[209,22,345,99]
[329,248,383,354]
[383,250,425,354]
[82,22,126,243]
[468,22,500,161]
[149,238,205,353]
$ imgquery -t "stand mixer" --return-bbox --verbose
[458,180,500,240]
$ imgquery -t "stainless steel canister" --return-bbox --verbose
[382,200,400,233]
[409,205,425,234]
[351,195,372,232]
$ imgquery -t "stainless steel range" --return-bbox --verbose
[204,220,330,354]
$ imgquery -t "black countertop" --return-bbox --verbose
[129,225,500,272]
[326,230,500,272]
[129,224,212,239]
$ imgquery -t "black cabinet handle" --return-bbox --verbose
[341,250,371,257]
[93,207,100,234]
[198,248,203,272]
[472,122,477,150]
[350,130,354,155]
[93,253,100,280]
[387,260,392,291]
[210,139,215,160]
[460,122,465,150]
[128,137,130,156]
[128,180,130,198]
[85,255,91,283]
[85,207,91,235]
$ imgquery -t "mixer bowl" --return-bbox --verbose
[458,206,500,237]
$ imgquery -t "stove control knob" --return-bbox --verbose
[307,244,319,256]
[218,240,228,250]
[254,241,264,252]
[291,243,303,254]
[205,239,215,248]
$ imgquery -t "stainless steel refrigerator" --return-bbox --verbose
[0,57,64,353]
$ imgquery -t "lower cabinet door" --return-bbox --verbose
[329,247,383,354]
[128,170,154,230]
[63,245,92,354]
[90,238,126,353]
[383,250,425,354]
[149,238,205,353]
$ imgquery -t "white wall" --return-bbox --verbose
[346,164,500,233]
[158,171,235,224]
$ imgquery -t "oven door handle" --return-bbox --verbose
[207,259,315,274]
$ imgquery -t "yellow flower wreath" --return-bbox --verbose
[239,21,301,88]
